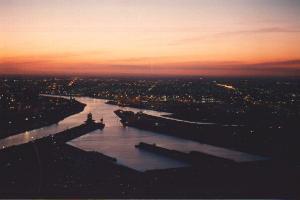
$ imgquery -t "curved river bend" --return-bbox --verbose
[0,96,267,171]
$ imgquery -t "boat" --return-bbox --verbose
[85,113,105,129]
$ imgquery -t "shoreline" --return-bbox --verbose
[114,109,299,160]
[42,94,213,125]
[0,126,141,198]
[0,96,86,140]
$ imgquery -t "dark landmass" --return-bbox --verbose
[0,79,86,139]
[143,162,300,198]
[115,109,300,161]
[0,122,140,198]
[95,78,299,126]
[0,96,85,139]
[0,134,299,198]
[0,136,141,198]
[140,142,299,198]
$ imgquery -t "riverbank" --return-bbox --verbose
[39,121,105,145]
[0,121,142,198]
[0,96,86,139]
[114,109,300,160]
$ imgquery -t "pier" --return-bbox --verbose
[135,142,236,167]
[44,122,104,145]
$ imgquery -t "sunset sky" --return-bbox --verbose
[1,0,300,76]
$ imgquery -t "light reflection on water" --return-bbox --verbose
[0,96,267,171]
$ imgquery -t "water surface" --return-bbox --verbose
[0,96,267,171]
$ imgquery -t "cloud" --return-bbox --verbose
[252,59,300,66]
[217,27,300,36]
[0,50,106,63]
[168,27,300,46]
[171,59,300,76]
[1,57,300,77]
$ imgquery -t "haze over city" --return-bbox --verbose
[1,0,300,76]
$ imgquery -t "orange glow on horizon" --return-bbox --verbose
[1,0,300,76]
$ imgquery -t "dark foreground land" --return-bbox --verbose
[0,139,140,198]
[0,123,141,198]
[0,125,299,198]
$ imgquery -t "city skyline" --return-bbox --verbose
[1,0,300,76]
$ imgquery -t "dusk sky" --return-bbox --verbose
[1,0,300,76]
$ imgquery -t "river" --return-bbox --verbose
[0,96,267,171]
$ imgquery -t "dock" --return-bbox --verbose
[135,142,268,167]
